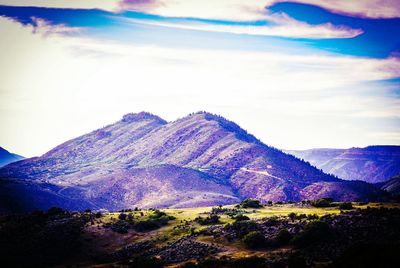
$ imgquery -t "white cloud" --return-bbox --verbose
[0,17,399,156]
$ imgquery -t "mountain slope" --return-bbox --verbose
[0,147,24,167]
[0,112,382,212]
[380,175,400,195]
[286,146,400,183]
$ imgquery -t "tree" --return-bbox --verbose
[339,202,353,210]
[242,231,266,249]
[240,199,262,208]
[274,229,292,246]
[288,212,297,221]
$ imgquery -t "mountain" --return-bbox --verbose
[286,146,400,183]
[0,147,24,167]
[0,112,383,212]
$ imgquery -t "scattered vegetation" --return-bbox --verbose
[1,203,399,267]
[194,214,220,225]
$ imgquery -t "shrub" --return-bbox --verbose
[292,220,332,247]
[339,202,353,210]
[240,199,262,208]
[307,214,319,220]
[134,219,161,231]
[47,207,66,216]
[288,212,297,221]
[264,216,279,226]
[311,198,334,208]
[118,213,127,220]
[242,231,266,249]
[234,214,250,221]
[225,220,259,238]
[275,229,293,246]
[195,214,220,225]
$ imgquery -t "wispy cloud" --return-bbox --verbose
[29,17,82,35]
[123,13,362,39]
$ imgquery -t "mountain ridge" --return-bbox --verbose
[286,146,400,183]
[0,147,24,168]
[0,112,383,212]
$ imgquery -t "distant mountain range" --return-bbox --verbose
[286,146,400,183]
[0,147,24,167]
[0,112,383,212]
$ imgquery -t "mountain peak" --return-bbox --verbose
[121,112,167,124]
[185,111,261,145]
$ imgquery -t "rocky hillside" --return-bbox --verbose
[0,112,382,212]
[0,147,24,167]
[287,146,400,183]
[380,175,400,195]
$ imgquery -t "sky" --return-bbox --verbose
[0,0,399,157]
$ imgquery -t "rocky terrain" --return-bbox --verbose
[287,146,400,183]
[0,112,383,212]
[0,147,24,167]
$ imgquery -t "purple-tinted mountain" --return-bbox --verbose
[380,175,400,195]
[0,147,24,167]
[0,112,383,212]
[286,146,400,183]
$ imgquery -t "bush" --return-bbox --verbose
[225,220,259,238]
[339,202,353,210]
[288,212,297,221]
[311,198,334,208]
[240,199,262,208]
[242,231,266,249]
[234,214,250,221]
[292,220,332,247]
[275,229,293,246]
[195,214,220,225]
[118,213,127,220]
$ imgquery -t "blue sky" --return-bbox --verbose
[0,0,399,156]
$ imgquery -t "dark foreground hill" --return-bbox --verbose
[287,146,400,183]
[0,147,24,167]
[0,112,383,212]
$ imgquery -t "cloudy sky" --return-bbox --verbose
[0,0,399,157]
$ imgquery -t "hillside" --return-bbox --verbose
[0,112,382,212]
[287,146,400,183]
[0,147,24,167]
[380,175,400,195]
